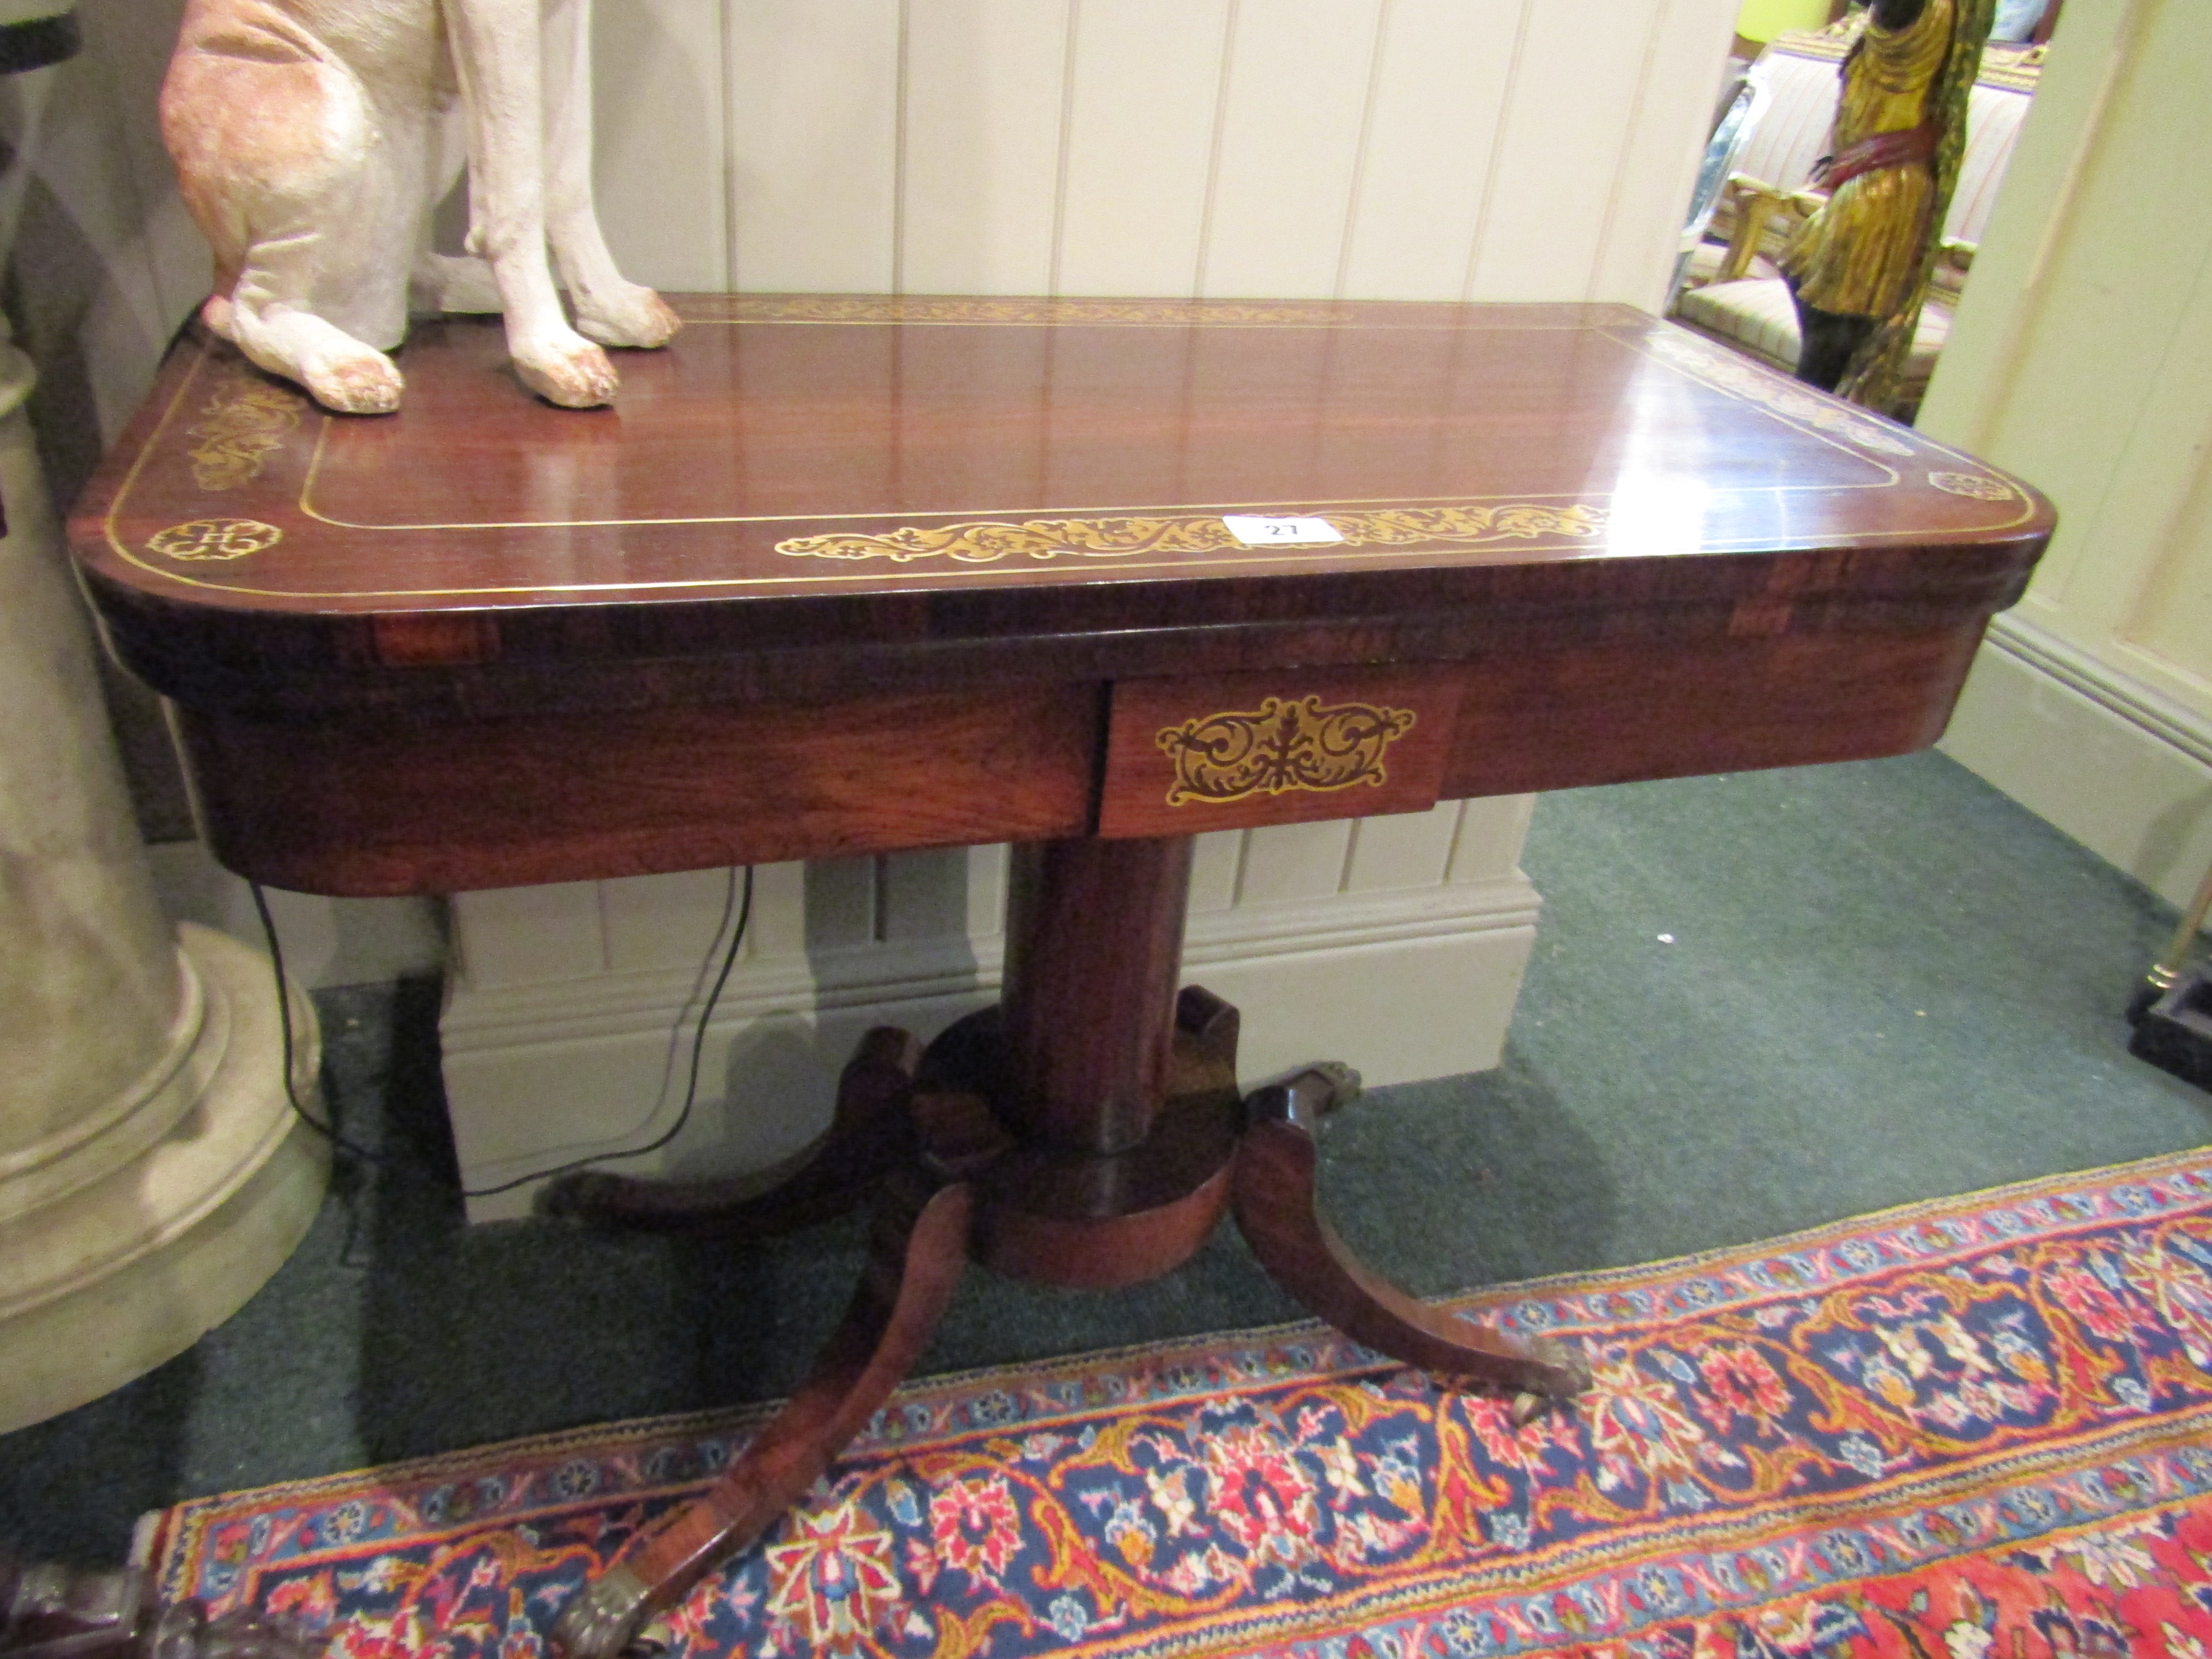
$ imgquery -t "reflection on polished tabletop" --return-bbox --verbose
[72,295,2052,1657]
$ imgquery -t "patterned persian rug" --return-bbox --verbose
[142,1150,2212,1659]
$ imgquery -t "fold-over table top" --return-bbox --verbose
[70,297,2056,891]
[79,294,2046,595]
[72,296,2051,720]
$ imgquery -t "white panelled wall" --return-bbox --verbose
[442,0,1740,1219]
[588,0,1738,306]
[1921,0,2212,911]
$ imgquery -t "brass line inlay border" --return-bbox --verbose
[684,296,1344,327]
[775,503,1610,566]
[291,324,1924,535]
[1610,324,2037,529]
[1640,331,1914,458]
[668,295,1612,330]
[98,326,2041,602]
[1157,696,1418,807]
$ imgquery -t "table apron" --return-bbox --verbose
[170,622,1989,896]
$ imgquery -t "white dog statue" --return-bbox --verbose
[161,0,679,414]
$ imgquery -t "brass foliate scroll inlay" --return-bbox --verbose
[1158,696,1417,807]
[187,375,301,489]
[147,518,283,561]
[777,503,1608,566]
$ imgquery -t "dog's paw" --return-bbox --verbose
[301,349,404,415]
[514,332,619,408]
[575,284,682,351]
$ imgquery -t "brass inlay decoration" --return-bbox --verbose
[1645,332,1915,457]
[147,518,284,561]
[1157,696,1417,807]
[1928,470,2016,501]
[101,326,2037,604]
[777,502,1609,566]
[187,375,301,489]
[690,295,1342,327]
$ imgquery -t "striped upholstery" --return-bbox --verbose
[1946,82,2029,244]
[1702,48,1846,259]
[1680,242,1778,287]
[1675,275,1952,383]
[1732,50,1843,194]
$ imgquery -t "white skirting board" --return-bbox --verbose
[1940,620,2212,913]
[441,801,1544,1222]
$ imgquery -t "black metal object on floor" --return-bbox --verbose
[2128,860,2212,1027]
[0,8,77,75]
[2130,965,2212,1094]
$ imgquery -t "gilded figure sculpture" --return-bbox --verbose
[1781,0,1996,404]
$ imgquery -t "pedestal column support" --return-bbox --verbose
[999,834,1193,1155]
[0,337,326,1433]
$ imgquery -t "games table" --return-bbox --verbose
[72,295,2051,1657]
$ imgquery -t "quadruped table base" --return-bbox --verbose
[543,833,1587,1658]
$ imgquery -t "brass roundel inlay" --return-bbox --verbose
[1927,471,2016,501]
[147,518,284,561]
[1158,695,1417,807]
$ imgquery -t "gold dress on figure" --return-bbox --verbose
[1781,0,1956,320]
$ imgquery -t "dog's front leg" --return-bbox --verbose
[541,0,679,349]
[446,0,617,406]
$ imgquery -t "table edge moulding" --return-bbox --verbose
[67,294,2054,1658]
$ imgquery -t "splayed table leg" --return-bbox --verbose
[551,1174,971,1659]
[1233,1065,1590,1410]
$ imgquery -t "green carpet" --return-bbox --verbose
[2,751,2205,1564]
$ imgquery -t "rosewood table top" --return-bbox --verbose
[70,295,2052,896]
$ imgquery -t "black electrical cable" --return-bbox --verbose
[251,879,407,1178]
[460,865,752,1198]
[250,866,753,1200]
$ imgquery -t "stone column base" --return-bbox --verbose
[0,923,329,1433]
